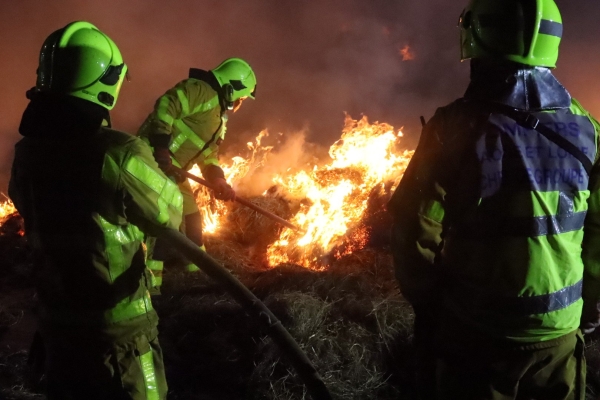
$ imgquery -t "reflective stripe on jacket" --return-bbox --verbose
[9,127,183,334]
[391,98,600,343]
[137,78,226,171]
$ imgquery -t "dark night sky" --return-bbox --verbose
[0,0,598,193]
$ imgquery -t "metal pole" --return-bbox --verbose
[172,167,303,233]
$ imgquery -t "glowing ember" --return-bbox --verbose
[191,115,413,269]
[0,196,17,221]
[399,45,415,61]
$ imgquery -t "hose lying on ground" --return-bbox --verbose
[159,227,333,400]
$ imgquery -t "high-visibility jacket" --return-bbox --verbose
[390,67,600,343]
[138,78,226,173]
[10,103,182,339]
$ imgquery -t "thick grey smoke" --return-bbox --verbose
[0,0,598,193]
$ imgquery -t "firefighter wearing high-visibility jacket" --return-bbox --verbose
[388,1,600,399]
[9,21,182,399]
[138,58,256,277]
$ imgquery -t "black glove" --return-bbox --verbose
[149,134,173,172]
[210,178,236,201]
[153,147,173,173]
[581,299,600,334]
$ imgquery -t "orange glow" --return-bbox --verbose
[399,45,415,61]
[0,117,414,268]
[0,196,16,221]
[190,115,413,269]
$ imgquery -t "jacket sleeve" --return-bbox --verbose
[389,110,446,307]
[581,111,600,305]
[118,138,183,235]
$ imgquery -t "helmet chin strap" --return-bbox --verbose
[222,83,234,110]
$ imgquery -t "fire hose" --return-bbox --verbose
[171,166,303,233]
[158,227,332,400]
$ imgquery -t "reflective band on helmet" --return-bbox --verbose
[169,119,207,153]
[124,156,183,223]
[140,348,160,400]
[456,211,586,238]
[540,20,563,38]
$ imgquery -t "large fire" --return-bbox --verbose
[192,115,413,269]
[0,116,413,269]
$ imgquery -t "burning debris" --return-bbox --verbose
[0,197,23,238]
[0,115,413,270]
[193,115,413,269]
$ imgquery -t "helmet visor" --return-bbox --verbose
[100,63,126,85]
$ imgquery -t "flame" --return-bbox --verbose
[188,130,274,234]
[0,195,24,236]
[399,45,415,61]
[0,116,414,269]
[265,115,412,268]
[190,115,413,269]
[0,196,17,221]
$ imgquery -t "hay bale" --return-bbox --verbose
[221,195,291,249]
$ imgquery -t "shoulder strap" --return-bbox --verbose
[181,118,224,171]
[499,109,592,176]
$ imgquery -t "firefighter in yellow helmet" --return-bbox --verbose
[138,58,256,276]
[389,1,599,398]
[9,21,182,399]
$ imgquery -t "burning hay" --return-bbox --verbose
[191,115,413,270]
[220,192,291,247]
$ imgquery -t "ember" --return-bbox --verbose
[399,45,415,61]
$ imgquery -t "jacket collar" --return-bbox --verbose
[464,61,571,111]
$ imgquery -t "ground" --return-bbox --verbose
[2,217,600,399]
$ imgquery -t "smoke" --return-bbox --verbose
[224,129,328,197]
[1,0,599,193]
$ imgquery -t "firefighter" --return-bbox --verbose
[9,21,182,399]
[388,0,600,399]
[137,58,256,276]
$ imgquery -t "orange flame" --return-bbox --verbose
[265,115,412,268]
[0,117,414,268]
[0,195,16,221]
[191,115,413,269]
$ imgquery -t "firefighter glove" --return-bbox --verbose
[153,147,173,173]
[211,178,236,201]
